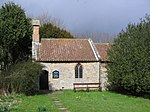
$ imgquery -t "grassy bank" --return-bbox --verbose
[57,90,150,112]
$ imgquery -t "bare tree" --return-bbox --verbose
[36,12,65,28]
[0,0,9,6]
[77,32,116,43]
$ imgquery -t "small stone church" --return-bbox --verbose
[32,20,110,91]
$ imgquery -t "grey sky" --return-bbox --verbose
[1,0,150,35]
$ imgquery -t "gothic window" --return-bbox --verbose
[75,63,83,78]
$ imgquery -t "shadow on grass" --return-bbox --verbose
[74,90,101,93]
[108,87,150,99]
[34,90,65,95]
[33,90,52,95]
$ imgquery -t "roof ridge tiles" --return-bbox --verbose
[88,39,99,61]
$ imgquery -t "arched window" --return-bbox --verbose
[53,70,59,79]
[75,63,83,78]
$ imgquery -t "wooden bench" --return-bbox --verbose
[73,83,101,92]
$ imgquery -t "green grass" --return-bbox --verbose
[57,90,150,112]
[1,91,150,112]
[0,94,22,112]
[13,94,59,112]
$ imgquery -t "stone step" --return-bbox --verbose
[52,99,59,100]
[55,102,63,105]
[50,95,70,112]
[57,105,64,108]
[51,96,58,98]
[59,108,67,110]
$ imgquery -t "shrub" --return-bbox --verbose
[108,15,150,94]
[1,60,43,95]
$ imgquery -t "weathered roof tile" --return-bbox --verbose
[37,38,98,62]
[95,43,110,61]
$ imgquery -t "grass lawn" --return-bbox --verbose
[1,91,150,112]
[14,94,59,112]
[0,94,59,112]
[57,90,150,112]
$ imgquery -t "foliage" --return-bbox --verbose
[0,93,23,112]
[0,106,10,112]
[56,90,150,112]
[38,106,47,112]
[1,60,43,95]
[0,2,32,70]
[40,23,74,38]
[0,73,5,93]
[107,15,150,94]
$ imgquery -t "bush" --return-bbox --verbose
[1,60,43,95]
[108,15,150,94]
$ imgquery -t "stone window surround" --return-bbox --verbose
[75,63,83,78]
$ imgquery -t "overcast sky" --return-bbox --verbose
[1,0,150,36]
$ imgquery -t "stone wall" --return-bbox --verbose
[41,62,100,90]
[100,63,108,91]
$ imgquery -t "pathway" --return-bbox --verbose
[50,91,70,112]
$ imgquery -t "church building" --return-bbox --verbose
[32,20,110,91]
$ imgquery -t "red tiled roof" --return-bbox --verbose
[95,43,111,61]
[37,39,98,62]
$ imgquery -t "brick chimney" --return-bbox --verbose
[32,20,40,61]
[32,20,40,42]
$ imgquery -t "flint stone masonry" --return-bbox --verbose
[100,63,108,91]
[41,62,100,90]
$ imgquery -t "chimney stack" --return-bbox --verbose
[32,20,40,61]
[32,20,40,42]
